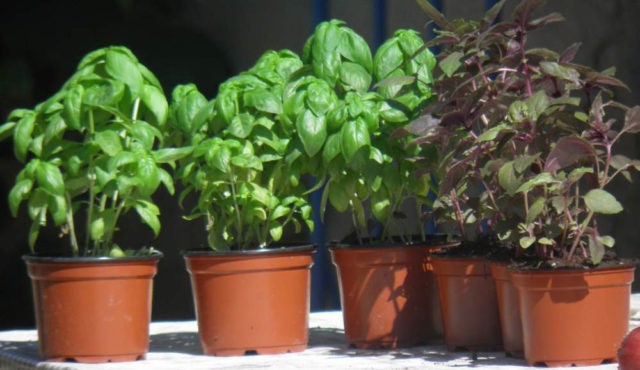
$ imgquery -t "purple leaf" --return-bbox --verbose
[440,160,468,196]
[544,136,596,173]
[513,0,547,23]
[587,74,630,91]
[527,12,565,30]
[403,115,441,136]
[559,43,581,64]
[624,106,640,134]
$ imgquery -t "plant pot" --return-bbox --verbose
[330,241,450,349]
[431,256,502,351]
[183,245,314,356]
[511,265,635,367]
[24,253,161,363]
[489,262,523,358]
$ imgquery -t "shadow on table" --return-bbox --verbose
[318,339,527,366]
[149,332,202,355]
[149,327,348,355]
[0,340,41,365]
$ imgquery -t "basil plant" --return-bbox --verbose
[0,46,179,257]
[299,21,438,244]
[171,50,314,250]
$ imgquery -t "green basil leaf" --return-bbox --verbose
[211,146,231,173]
[14,113,36,162]
[270,205,291,220]
[90,217,105,240]
[108,151,138,171]
[338,28,372,72]
[136,157,161,196]
[371,188,391,222]
[322,133,342,164]
[228,113,256,139]
[141,85,168,126]
[158,168,175,195]
[28,219,41,250]
[306,81,335,116]
[152,147,193,163]
[296,109,327,157]
[105,49,143,95]
[339,62,372,93]
[48,194,67,227]
[9,179,33,217]
[63,84,83,130]
[95,130,123,156]
[269,223,283,241]
[341,117,370,162]
[243,89,282,114]
[373,40,403,81]
[135,200,160,237]
[230,154,263,171]
[328,183,349,212]
[36,162,65,196]
[0,121,16,142]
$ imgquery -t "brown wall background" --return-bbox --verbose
[1,0,639,329]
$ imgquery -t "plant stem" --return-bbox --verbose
[228,173,243,249]
[451,188,466,240]
[85,111,96,255]
[567,210,594,260]
[65,193,79,256]
[132,98,140,121]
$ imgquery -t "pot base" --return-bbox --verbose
[533,358,615,367]
[206,343,307,356]
[47,353,146,363]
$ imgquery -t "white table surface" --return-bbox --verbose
[2,296,640,370]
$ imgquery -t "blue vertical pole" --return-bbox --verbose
[310,0,331,311]
[427,0,443,42]
[424,0,443,234]
[373,0,387,49]
[485,0,502,23]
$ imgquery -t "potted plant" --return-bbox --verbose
[414,0,639,365]
[0,46,176,362]
[400,0,518,353]
[299,20,452,348]
[171,50,316,356]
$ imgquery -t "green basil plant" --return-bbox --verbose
[171,50,314,250]
[301,21,439,244]
[0,46,178,257]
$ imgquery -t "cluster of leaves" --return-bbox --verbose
[0,46,177,256]
[170,20,439,250]
[409,0,640,265]
[301,21,438,244]
[171,51,314,250]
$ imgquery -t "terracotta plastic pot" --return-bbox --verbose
[489,263,523,358]
[24,254,161,363]
[431,257,502,351]
[511,266,635,367]
[184,245,314,356]
[330,242,449,349]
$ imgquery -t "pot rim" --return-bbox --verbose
[22,251,164,263]
[508,261,637,274]
[329,233,460,250]
[182,243,316,257]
